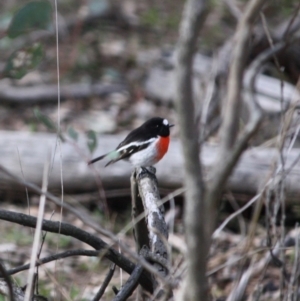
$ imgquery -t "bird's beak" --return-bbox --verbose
[169,124,174,127]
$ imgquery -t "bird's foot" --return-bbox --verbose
[137,166,156,179]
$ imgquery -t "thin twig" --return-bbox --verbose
[25,159,50,301]
[282,1,300,38]
[287,224,299,301]
[223,0,242,20]
[227,256,258,301]
[16,147,31,218]
[213,194,260,238]
[226,192,247,236]
[226,234,293,301]
[0,209,154,293]
[207,0,267,237]
[5,249,99,276]
[92,264,116,301]
[112,265,143,301]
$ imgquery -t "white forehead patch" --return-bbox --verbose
[163,119,169,126]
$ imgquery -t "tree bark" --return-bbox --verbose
[135,168,169,279]
[175,0,209,300]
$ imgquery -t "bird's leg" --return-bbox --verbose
[140,166,148,174]
[139,166,156,179]
[147,166,156,176]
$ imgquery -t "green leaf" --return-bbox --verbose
[4,43,44,79]
[67,127,78,141]
[34,108,57,131]
[7,0,52,39]
[87,130,98,153]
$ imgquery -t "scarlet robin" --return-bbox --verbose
[88,117,174,168]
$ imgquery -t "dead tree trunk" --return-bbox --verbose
[131,167,170,299]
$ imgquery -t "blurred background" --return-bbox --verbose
[0,0,299,135]
[0,0,300,300]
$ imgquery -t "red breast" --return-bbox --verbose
[156,136,170,161]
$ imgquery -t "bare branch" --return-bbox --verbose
[136,168,169,278]
[213,194,260,238]
[5,249,99,276]
[92,264,116,301]
[223,0,242,20]
[175,0,209,299]
[0,209,153,293]
[0,165,164,285]
[215,38,300,243]
[220,0,266,152]
[25,159,49,301]
[112,264,143,301]
[206,0,267,236]
[226,235,292,301]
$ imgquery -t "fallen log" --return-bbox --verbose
[145,53,300,111]
[0,82,127,105]
[0,130,299,202]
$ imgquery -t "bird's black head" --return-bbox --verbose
[143,117,174,137]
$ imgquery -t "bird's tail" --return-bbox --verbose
[88,150,120,166]
[88,154,107,165]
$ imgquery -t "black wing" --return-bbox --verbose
[116,124,155,149]
[105,142,151,166]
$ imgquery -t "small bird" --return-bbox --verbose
[88,117,174,167]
